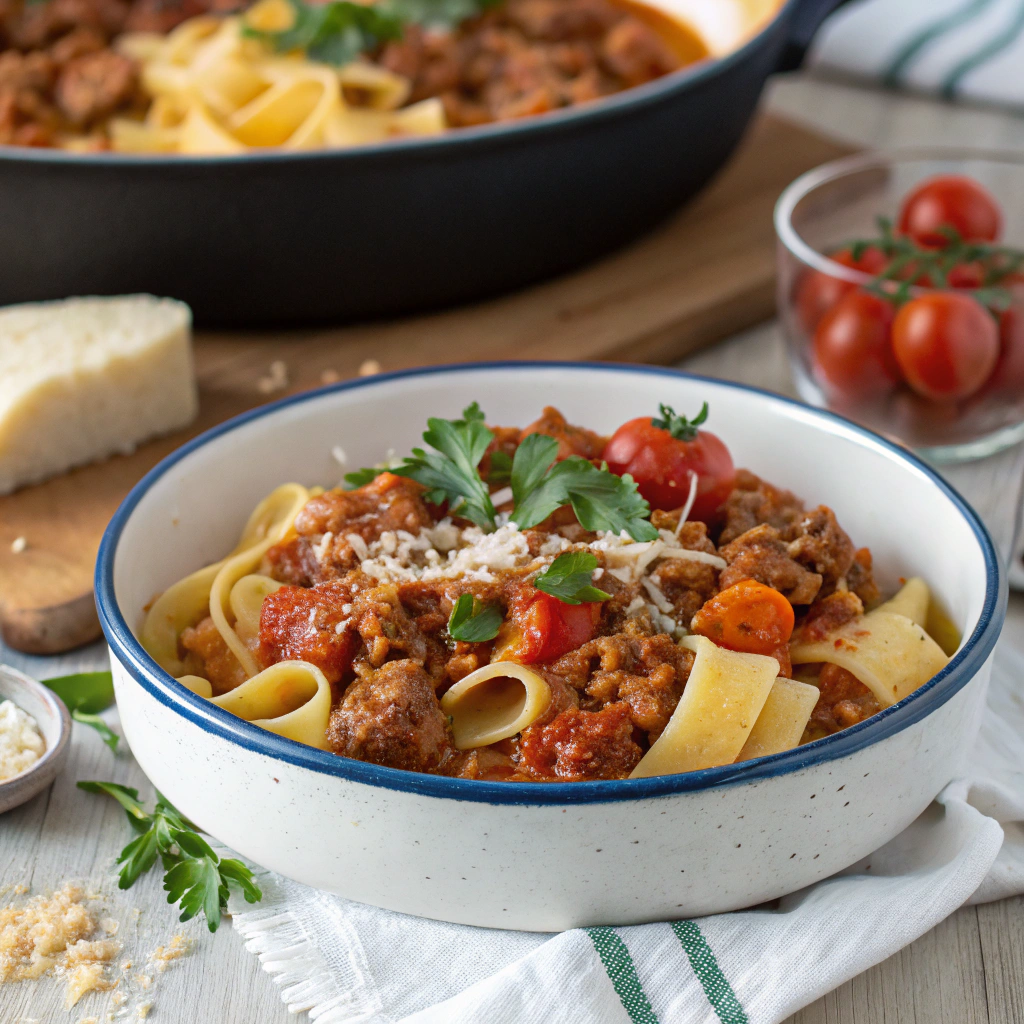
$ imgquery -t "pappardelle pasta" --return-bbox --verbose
[141,402,957,781]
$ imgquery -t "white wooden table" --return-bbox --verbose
[3,72,1024,1023]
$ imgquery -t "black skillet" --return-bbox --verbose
[0,0,850,325]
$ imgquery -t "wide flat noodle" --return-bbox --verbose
[737,677,819,761]
[204,660,331,748]
[630,636,778,778]
[791,610,950,708]
[140,483,308,677]
[877,577,929,626]
[441,662,550,750]
[110,7,446,155]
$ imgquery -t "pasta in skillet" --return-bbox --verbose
[141,402,956,773]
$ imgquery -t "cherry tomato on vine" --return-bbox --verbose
[891,292,999,401]
[602,404,735,523]
[795,246,888,334]
[981,282,1024,396]
[812,289,901,400]
[947,261,986,289]
[897,175,1002,248]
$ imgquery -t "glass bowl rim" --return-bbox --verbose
[773,146,1024,286]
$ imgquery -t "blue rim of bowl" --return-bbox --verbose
[96,361,1006,806]
[0,0,792,167]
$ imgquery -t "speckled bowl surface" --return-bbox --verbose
[97,363,1006,929]
[0,665,71,814]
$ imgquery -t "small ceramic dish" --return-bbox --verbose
[0,665,72,813]
[96,363,1006,930]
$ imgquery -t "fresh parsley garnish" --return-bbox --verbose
[651,402,708,441]
[244,0,404,66]
[533,551,610,605]
[485,449,513,485]
[355,404,656,540]
[44,670,114,713]
[77,782,262,932]
[510,433,657,541]
[344,466,385,489]
[245,0,501,66]
[72,711,119,752]
[392,403,497,530]
[447,592,503,642]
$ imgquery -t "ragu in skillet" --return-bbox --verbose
[0,0,708,151]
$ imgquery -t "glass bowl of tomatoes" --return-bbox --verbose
[775,151,1024,461]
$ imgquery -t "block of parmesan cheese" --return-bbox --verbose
[0,295,197,495]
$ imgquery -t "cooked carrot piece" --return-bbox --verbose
[691,579,795,665]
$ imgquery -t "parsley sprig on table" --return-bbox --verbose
[77,782,262,932]
[349,403,657,540]
[533,551,610,605]
[45,671,120,752]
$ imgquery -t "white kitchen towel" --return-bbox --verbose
[809,0,1024,109]
[229,640,1024,1024]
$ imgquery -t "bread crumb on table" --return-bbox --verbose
[149,933,194,972]
[10,536,26,553]
[257,360,289,394]
[358,359,382,376]
[0,884,121,1008]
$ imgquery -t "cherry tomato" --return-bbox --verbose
[897,175,1002,248]
[812,289,901,400]
[602,404,735,522]
[500,589,601,665]
[947,261,986,289]
[795,246,888,334]
[983,281,1024,396]
[891,292,1000,401]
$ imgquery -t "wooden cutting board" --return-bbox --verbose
[0,114,853,654]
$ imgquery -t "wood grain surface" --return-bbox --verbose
[0,113,853,655]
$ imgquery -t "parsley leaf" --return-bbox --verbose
[244,0,403,66]
[651,402,708,441]
[344,466,385,489]
[447,592,503,642]
[485,449,513,485]
[44,671,114,713]
[77,783,261,930]
[72,711,119,753]
[533,551,610,605]
[510,442,657,541]
[392,404,497,529]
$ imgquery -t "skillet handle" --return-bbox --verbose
[776,0,855,72]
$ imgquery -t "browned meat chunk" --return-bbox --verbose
[600,18,677,87]
[350,582,448,680]
[550,630,693,741]
[847,547,881,608]
[718,470,805,545]
[258,581,356,687]
[179,615,247,695]
[647,520,720,624]
[520,405,606,460]
[327,660,452,772]
[55,49,135,125]
[786,506,855,595]
[807,663,880,737]
[719,524,822,605]
[518,702,642,780]
[798,589,864,642]
[266,473,435,585]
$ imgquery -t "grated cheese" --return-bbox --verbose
[675,471,699,536]
[0,700,45,781]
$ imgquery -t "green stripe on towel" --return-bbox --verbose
[586,928,660,1024]
[884,0,997,87]
[671,921,748,1024]
[941,0,1024,98]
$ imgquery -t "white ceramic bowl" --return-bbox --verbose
[97,363,1005,930]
